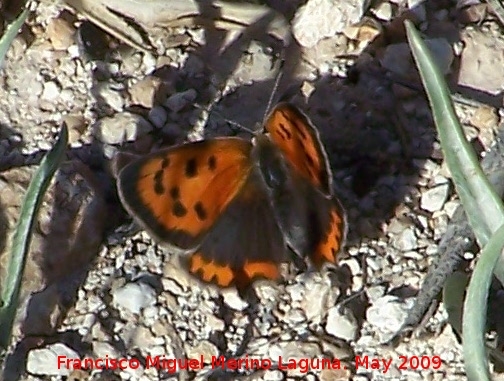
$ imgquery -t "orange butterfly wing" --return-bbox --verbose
[311,197,347,266]
[116,138,287,288]
[116,138,253,249]
[264,102,332,195]
[262,102,346,266]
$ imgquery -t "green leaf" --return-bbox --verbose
[463,223,504,381]
[405,21,504,249]
[406,20,504,381]
[0,126,68,351]
[0,3,30,68]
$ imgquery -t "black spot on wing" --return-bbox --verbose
[208,155,216,171]
[185,158,197,178]
[154,170,165,195]
[169,186,180,200]
[194,201,208,221]
[172,201,188,217]
[278,123,292,140]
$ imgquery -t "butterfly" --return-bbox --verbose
[113,102,346,288]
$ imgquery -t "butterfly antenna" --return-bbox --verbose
[193,103,255,135]
[225,119,255,135]
[263,57,286,122]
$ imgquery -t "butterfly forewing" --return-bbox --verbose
[264,102,332,195]
[116,138,253,249]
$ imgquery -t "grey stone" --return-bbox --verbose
[148,105,168,129]
[112,282,156,314]
[292,0,365,47]
[27,343,79,376]
[95,112,152,144]
[325,306,358,341]
[421,184,450,212]
[164,89,197,112]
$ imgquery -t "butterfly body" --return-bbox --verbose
[115,103,346,288]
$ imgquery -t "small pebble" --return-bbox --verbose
[95,112,152,145]
[41,81,60,102]
[46,17,75,51]
[420,184,450,212]
[148,106,168,129]
[112,282,156,314]
[367,296,409,343]
[221,288,248,311]
[373,2,393,21]
[164,89,197,113]
[325,306,358,341]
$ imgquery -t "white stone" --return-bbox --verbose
[373,2,393,21]
[41,81,60,101]
[340,257,362,276]
[325,306,358,341]
[263,370,284,380]
[366,295,409,343]
[98,85,125,111]
[459,29,504,95]
[187,340,219,362]
[421,184,450,212]
[93,341,120,359]
[292,0,364,48]
[221,288,248,311]
[112,282,156,314]
[27,343,79,376]
[95,112,152,144]
[392,227,418,251]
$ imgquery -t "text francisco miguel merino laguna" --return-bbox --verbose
[58,355,354,373]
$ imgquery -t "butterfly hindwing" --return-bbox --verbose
[116,138,253,249]
[186,170,287,288]
[265,167,346,265]
[310,196,347,266]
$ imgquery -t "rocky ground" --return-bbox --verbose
[1,0,504,380]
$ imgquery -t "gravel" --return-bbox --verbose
[1,0,502,380]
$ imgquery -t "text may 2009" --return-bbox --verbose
[58,354,442,374]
